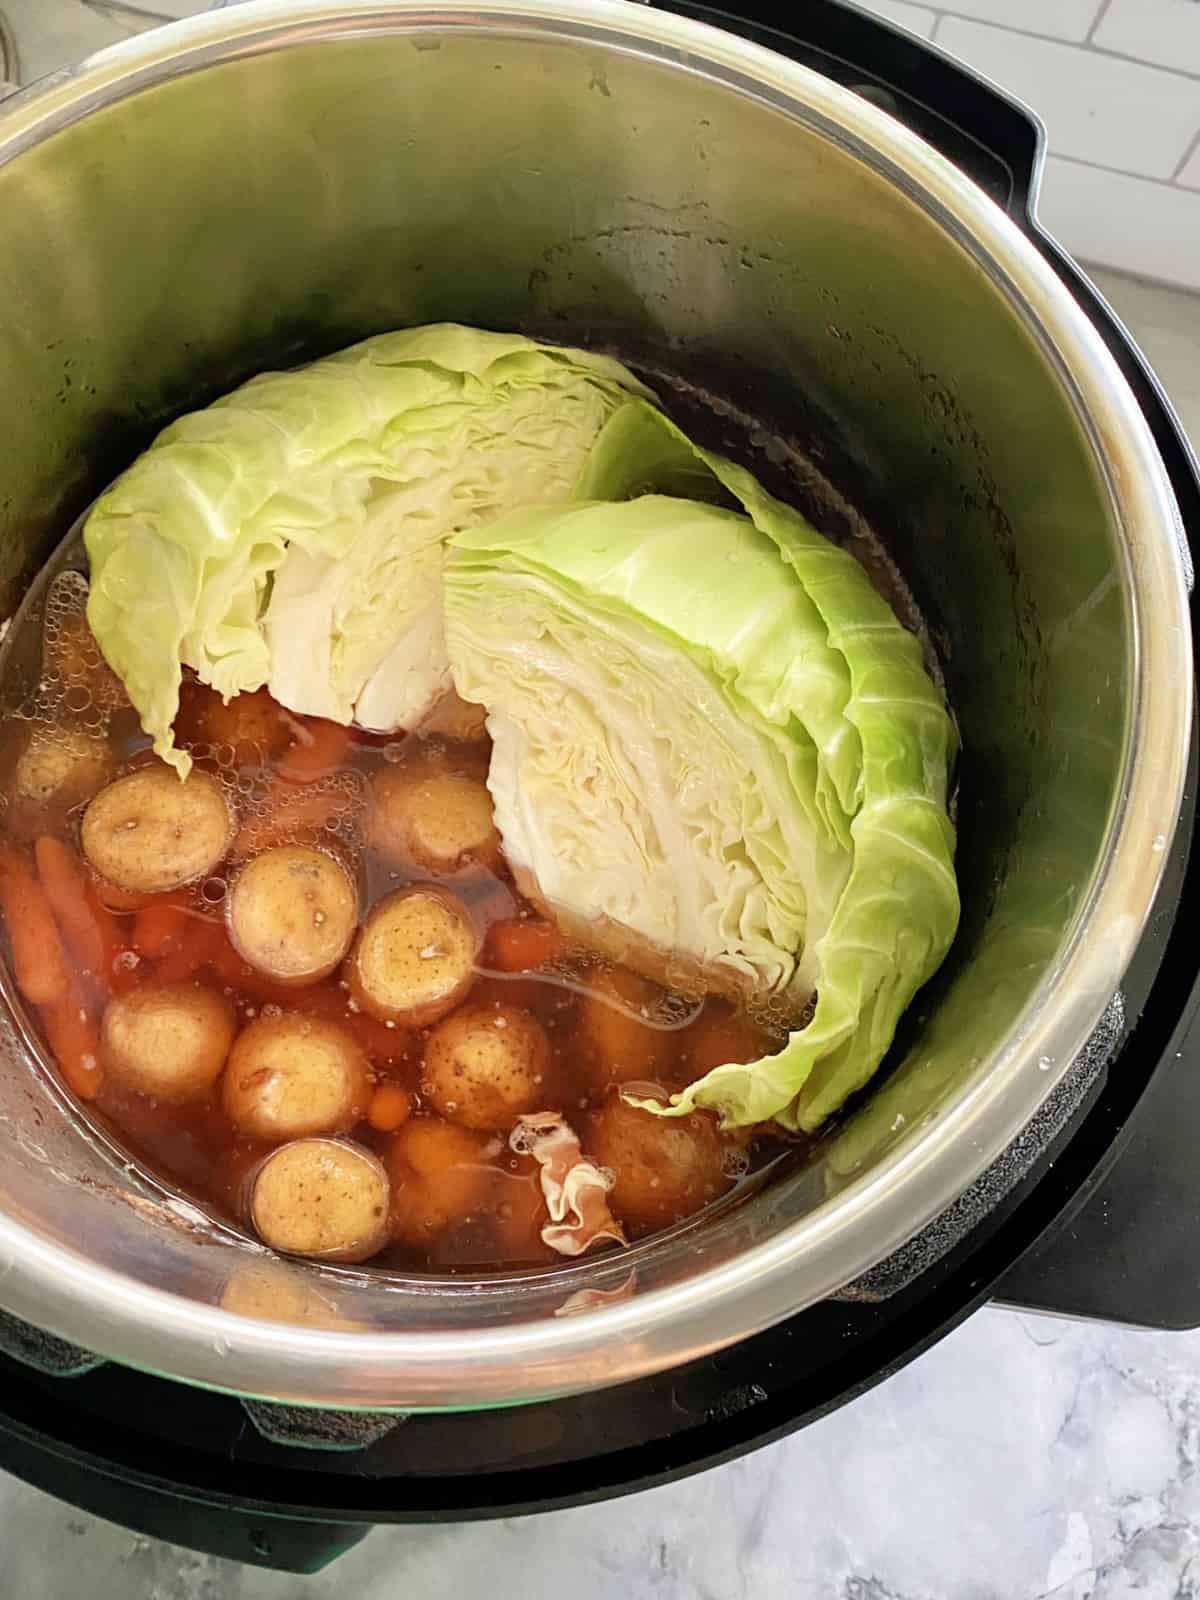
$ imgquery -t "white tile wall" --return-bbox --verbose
[936,18,1200,180]
[919,0,1103,40]
[1036,156,1200,285]
[848,0,1200,292]
[1094,0,1200,73]
[865,1,938,38]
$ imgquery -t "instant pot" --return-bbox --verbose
[0,0,1198,1571]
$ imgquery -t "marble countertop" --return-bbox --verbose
[5,1307,1200,1598]
[3,5,1200,1596]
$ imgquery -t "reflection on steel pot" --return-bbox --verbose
[0,0,1190,1410]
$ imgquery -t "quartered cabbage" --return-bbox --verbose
[85,315,957,1132]
[444,400,959,1131]
[84,325,647,773]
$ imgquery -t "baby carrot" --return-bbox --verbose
[132,893,190,959]
[154,915,225,984]
[39,977,103,1100]
[367,1083,412,1133]
[35,836,109,978]
[82,878,139,994]
[0,845,70,1006]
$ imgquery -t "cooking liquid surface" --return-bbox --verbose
[0,558,791,1274]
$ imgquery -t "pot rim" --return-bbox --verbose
[0,0,1190,1408]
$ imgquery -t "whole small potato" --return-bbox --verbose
[576,965,675,1089]
[82,765,233,894]
[222,1012,371,1142]
[347,884,479,1027]
[675,1002,774,1085]
[249,1138,390,1263]
[175,682,290,766]
[584,1095,733,1234]
[227,845,358,986]
[101,982,235,1103]
[368,758,499,875]
[423,1002,551,1131]
[386,1116,497,1247]
[14,726,115,810]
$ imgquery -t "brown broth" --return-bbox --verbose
[0,569,790,1275]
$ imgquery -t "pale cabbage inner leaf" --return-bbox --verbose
[447,497,853,1002]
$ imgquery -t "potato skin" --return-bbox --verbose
[81,765,233,894]
[584,1096,733,1234]
[367,758,500,875]
[100,982,235,1103]
[347,884,479,1027]
[249,1137,390,1263]
[14,727,115,809]
[176,682,290,765]
[222,1012,371,1141]
[386,1117,497,1246]
[576,965,675,1089]
[227,845,358,986]
[423,1002,551,1131]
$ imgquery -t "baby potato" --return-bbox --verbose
[418,690,489,744]
[576,965,675,1089]
[175,682,290,766]
[14,726,115,810]
[347,884,479,1027]
[424,1002,551,1131]
[227,845,358,987]
[386,1116,497,1247]
[222,1012,371,1142]
[100,981,235,1103]
[584,1096,733,1234]
[367,759,500,875]
[81,765,233,894]
[676,1002,774,1085]
[249,1138,390,1263]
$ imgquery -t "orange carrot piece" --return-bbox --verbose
[275,718,352,785]
[132,893,191,959]
[488,918,569,972]
[34,836,110,977]
[39,978,103,1100]
[154,916,225,984]
[367,1083,412,1133]
[81,879,138,994]
[0,846,70,1006]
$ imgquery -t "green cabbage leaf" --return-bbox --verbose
[445,399,959,1130]
[84,325,647,774]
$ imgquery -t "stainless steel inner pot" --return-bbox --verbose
[0,0,1190,1410]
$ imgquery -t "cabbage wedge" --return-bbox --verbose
[445,400,959,1131]
[84,325,647,774]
